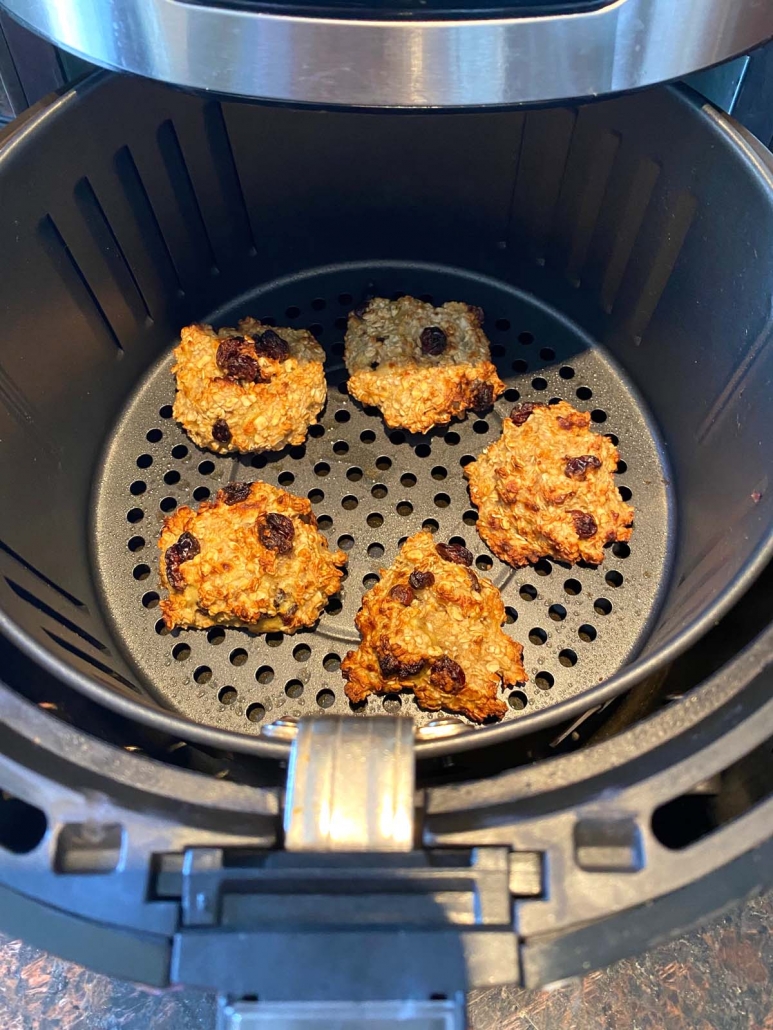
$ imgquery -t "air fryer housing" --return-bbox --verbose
[0,69,771,1012]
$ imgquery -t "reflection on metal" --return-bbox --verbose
[284,716,415,852]
[1,0,772,107]
[261,715,300,743]
[416,716,475,741]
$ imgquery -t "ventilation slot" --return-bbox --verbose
[0,537,85,609]
[114,145,185,297]
[39,214,123,352]
[44,630,139,695]
[208,101,257,256]
[74,176,153,324]
[652,735,773,850]
[5,577,108,653]
[157,119,219,276]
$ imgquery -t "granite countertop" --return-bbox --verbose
[0,889,770,1029]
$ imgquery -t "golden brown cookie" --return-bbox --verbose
[158,481,346,633]
[341,531,526,722]
[172,319,326,454]
[465,400,633,566]
[344,296,504,433]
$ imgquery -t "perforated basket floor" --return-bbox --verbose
[92,262,673,735]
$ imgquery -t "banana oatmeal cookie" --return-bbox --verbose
[465,400,633,566]
[159,481,346,633]
[341,531,526,722]
[344,296,504,433]
[172,319,326,454]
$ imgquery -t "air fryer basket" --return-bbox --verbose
[1,73,772,759]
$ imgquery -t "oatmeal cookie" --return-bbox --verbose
[172,319,326,454]
[159,481,346,633]
[344,296,504,433]
[341,531,526,722]
[465,400,633,566]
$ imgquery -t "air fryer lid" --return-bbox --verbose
[2,0,773,107]
[0,74,772,760]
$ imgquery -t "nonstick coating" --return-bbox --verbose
[92,263,673,736]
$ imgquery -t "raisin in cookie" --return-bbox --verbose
[341,531,525,722]
[172,319,326,454]
[159,481,346,633]
[344,296,504,433]
[465,400,633,567]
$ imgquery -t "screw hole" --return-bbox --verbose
[612,542,630,559]
[146,428,163,443]
[194,666,212,684]
[594,598,613,615]
[619,486,633,502]
[136,454,153,469]
[396,501,413,517]
[576,386,593,401]
[218,686,238,705]
[415,443,432,457]
[293,644,311,662]
[278,471,295,486]
[512,359,528,374]
[548,604,566,621]
[531,378,548,391]
[317,689,336,709]
[367,513,384,528]
[371,484,388,499]
[422,518,439,533]
[159,405,173,419]
[368,543,384,559]
[160,497,177,512]
[559,649,577,667]
[338,534,355,551]
[128,536,145,553]
[434,493,451,508]
[360,430,376,445]
[535,671,554,690]
[173,643,191,661]
[518,332,534,345]
[534,559,552,577]
[314,462,330,477]
[504,606,518,624]
[579,624,597,642]
[476,555,493,571]
[519,584,537,601]
[142,591,158,608]
[326,596,343,615]
[559,366,575,379]
[285,680,303,698]
[529,627,547,645]
[308,489,324,504]
[130,481,146,496]
[341,495,358,510]
[591,409,607,424]
[207,627,226,645]
[323,653,341,672]
[127,508,144,523]
[401,473,417,488]
[133,564,150,581]
[230,648,248,667]
[564,578,582,596]
[605,570,624,587]
[347,467,363,482]
[256,665,274,684]
[172,444,189,460]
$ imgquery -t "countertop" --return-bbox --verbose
[0,889,769,1029]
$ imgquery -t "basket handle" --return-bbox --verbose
[283,716,415,852]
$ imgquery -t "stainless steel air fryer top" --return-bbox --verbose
[2,0,773,108]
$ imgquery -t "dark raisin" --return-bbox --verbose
[557,411,588,430]
[377,645,425,679]
[564,454,602,480]
[255,329,289,362]
[467,568,481,592]
[279,603,299,625]
[420,326,447,356]
[469,305,485,327]
[389,584,414,606]
[221,482,252,505]
[216,336,264,383]
[430,655,466,694]
[370,361,379,370]
[436,542,473,567]
[409,569,435,590]
[212,418,232,444]
[165,531,200,589]
[470,380,494,412]
[570,510,598,539]
[510,402,541,426]
[257,512,295,553]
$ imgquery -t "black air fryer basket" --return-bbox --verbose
[1,71,773,1005]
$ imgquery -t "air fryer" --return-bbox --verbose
[0,3,772,1026]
